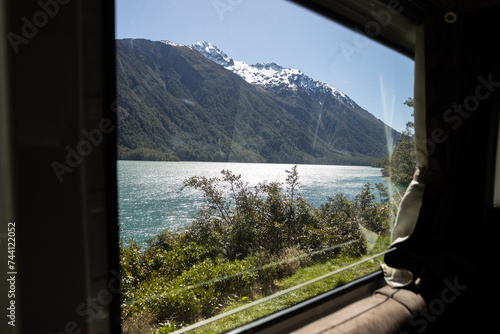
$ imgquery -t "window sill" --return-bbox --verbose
[229,271,390,334]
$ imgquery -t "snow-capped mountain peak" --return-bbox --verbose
[190,41,234,67]
[189,41,355,108]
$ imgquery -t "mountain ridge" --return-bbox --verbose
[187,40,357,108]
[116,38,398,165]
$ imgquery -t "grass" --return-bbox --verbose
[156,235,391,334]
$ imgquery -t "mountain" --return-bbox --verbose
[189,41,356,108]
[116,38,398,165]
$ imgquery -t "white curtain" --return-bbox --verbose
[382,24,427,287]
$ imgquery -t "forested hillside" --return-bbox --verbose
[116,39,399,165]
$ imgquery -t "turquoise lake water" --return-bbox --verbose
[118,161,388,246]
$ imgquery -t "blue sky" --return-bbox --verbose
[116,0,414,132]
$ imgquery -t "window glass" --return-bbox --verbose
[116,1,414,332]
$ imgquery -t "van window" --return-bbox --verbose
[116,1,414,332]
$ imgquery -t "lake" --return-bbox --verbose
[118,161,388,246]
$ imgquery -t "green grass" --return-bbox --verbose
[156,236,391,334]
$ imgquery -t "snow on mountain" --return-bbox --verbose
[189,41,234,67]
[161,40,183,47]
[189,41,355,108]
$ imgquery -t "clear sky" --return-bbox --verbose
[116,0,414,132]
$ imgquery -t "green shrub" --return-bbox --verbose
[120,167,397,331]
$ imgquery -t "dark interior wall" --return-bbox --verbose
[412,4,500,278]
[3,0,119,333]
[386,4,500,332]
[423,7,500,259]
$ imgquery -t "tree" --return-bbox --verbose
[381,98,417,187]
